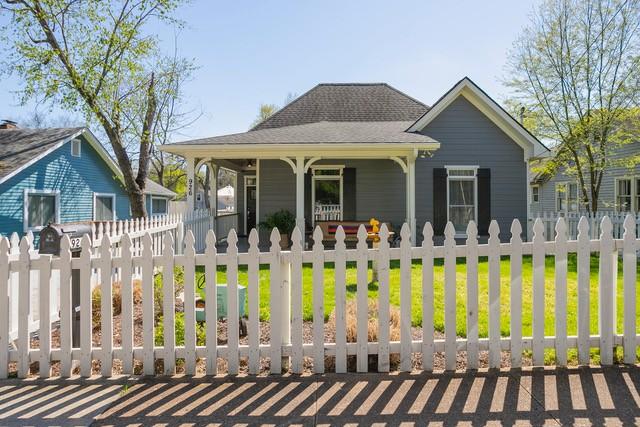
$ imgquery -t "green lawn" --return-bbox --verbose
[181,254,640,343]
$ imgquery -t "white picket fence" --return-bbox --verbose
[183,209,239,252]
[531,211,640,241]
[2,215,182,346]
[0,215,638,379]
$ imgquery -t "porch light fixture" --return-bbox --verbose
[418,150,433,158]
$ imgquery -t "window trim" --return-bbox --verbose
[93,192,117,221]
[531,184,540,204]
[71,138,81,157]
[555,181,579,213]
[445,165,478,237]
[311,165,344,226]
[150,196,169,216]
[23,189,60,233]
[615,176,637,212]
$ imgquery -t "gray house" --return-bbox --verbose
[163,77,548,243]
[530,141,640,215]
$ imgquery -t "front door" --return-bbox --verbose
[245,176,257,233]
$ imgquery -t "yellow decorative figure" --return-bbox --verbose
[369,217,380,243]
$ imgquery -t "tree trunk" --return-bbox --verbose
[129,189,147,218]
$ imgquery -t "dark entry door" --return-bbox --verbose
[246,177,257,232]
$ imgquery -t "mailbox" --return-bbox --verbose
[39,223,92,255]
[39,222,92,348]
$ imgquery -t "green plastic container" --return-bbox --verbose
[195,284,246,322]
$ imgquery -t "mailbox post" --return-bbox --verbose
[39,223,93,347]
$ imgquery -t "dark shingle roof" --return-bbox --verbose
[0,127,84,180]
[174,121,437,145]
[252,83,429,130]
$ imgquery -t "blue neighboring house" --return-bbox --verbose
[0,121,176,238]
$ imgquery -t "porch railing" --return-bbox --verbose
[314,203,341,221]
[182,209,240,252]
[1,215,638,378]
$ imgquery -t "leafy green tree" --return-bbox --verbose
[250,103,278,128]
[0,0,191,217]
[506,0,640,212]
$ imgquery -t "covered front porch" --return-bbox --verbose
[161,119,440,250]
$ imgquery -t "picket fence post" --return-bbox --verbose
[0,238,8,379]
[509,219,523,368]
[356,225,368,373]
[377,223,391,373]
[205,230,218,375]
[312,226,325,374]
[623,214,637,364]
[183,231,197,375]
[532,218,545,366]
[466,221,479,369]
[599,216,615,365]
[334,226,347,374]
[290,227,304,374]
[399,223,412,371]
[269,228,283,374]
[421,223,434,371]
[488,220,501,369]
[443,222,456,371]
[554,217,568,366]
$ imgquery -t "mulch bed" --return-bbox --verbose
[15,302,532,378]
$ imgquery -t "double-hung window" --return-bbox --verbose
[446,167,477,234]
[24,189,59,232]
[94,193,116,221]
[616,178,634,212]
[151,197,168,215]
[556,182,579,212]
[531,185,540,204]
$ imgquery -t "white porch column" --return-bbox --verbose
[186,156,195,212]
[295,156,305,233]
[406,156,416,245]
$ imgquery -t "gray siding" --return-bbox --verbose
[416,96,527,240]
[532,140,640,214]
[258,158,407,230]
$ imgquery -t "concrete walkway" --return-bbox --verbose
[1,366,640,426]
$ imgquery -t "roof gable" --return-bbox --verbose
[407,77,549,159]
[252,83,429,130]
[0,127,124,185]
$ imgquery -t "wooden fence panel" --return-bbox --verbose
[377,224,391,373]
[577,217,591,364]
[623,214,637,364]
[334,227,347,374]
[509,220,523,368]
[421,223,434,371]
[205,231,218,375]
[443,222,456,371]
[554,218,568,366]
[356,225,369,373]
[269,228,283,374]
[226,230,240,375]
[290,227,304,374]
[399,224,412,371]
[532,218,545,366]
[488,220,501,369]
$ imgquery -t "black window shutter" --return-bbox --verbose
[342,168,356,221]
[433,168,447,235]
[477,168,491,235]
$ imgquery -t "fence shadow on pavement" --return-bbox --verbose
[1,365,640,426]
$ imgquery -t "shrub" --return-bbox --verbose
[155,312,206,346]
[91,280,143,326]
[325,298,401,372]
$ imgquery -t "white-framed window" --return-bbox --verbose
[531,185,540,204]
[312,165,344,224]
[23,189,60,232]
[636,178,640,212]
[446,166,478,235]
[93,193,116,221]
[555,182,579,212]
[71,138,81,157]
[615,177,634,212]
[150,196,168,216]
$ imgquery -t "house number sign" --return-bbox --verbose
[188,178,193,196]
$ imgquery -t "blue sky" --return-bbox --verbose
[0,0,539,141]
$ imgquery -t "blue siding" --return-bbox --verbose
[0,135,130,237]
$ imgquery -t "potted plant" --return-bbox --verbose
[259,209,296,249]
